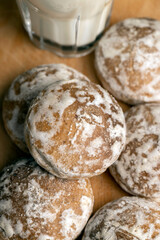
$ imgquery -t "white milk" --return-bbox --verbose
[17,0,113,56]
[20,0,113,46]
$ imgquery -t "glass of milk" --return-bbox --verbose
[16,0,114,57]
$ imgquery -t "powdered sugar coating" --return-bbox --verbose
[3,64,89,152]
[110,103,160,198]
[83,196,160,240]
[95,18,160,104]
[0,158,94,240]
[24,79,126,178]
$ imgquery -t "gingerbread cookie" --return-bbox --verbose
[95,18,160,104]
[0,158,94,240]
[3,64,89,152]
[110,103,160,198]
[83,196,160,240]
[25,79,126,178]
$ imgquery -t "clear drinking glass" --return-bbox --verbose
[16,0,114,57]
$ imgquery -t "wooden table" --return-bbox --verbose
[0,0,160,217]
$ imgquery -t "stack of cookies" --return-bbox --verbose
[1,17,160,240]
[1,64,126,239]
[83,17,160,240]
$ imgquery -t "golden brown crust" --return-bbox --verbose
[24,79,126,178]
[110,103,160,198]
[0,158,94,240]
[3,64,89,152]
[83,196,160,240]
[95,18,160,104]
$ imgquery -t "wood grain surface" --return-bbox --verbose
[0,0,159,218]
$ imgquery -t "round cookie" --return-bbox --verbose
[3,64,89,152]
[110,103,160,198]
[95,18,160,104]
[24,79,126,178]
[83,196,160,240]
[0,158,94,240]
